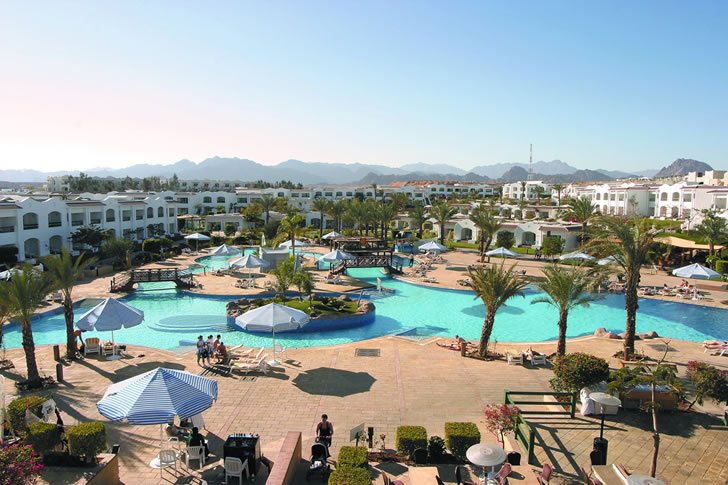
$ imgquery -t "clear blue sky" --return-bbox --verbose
[0,1,725,172]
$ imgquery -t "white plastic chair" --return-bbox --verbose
[506,352,524,365]
[531,354,547,366]
[185,445,206,469]
[158,449,177,478]
[225,456,249,484]
[84,338,101,356]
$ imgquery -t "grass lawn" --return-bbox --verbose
[274,298,359,315]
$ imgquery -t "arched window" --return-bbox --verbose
[147,207,153,218]
[671,207,679,217]
[106,209,115,222]
[23,212,39,230]
[157,207,164,217]
[659,206,667,217]
[672,192,680,201]
[595,193,601,200]
[660,193,668,201]
[47,211,62,228]
[217,197,225,203]
[203,197,212,203]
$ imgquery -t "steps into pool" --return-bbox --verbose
[146,314,232,334]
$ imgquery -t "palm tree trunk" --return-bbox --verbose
[557,310,568,356]
[440,222,445,244]
[484,236,493,263]
[21,319,41,385]
[291,234,295,255]
[64,295,76,360]
[581,223,587,246]
[623,272,640,359]
[479,310,496,359]
[319,213,324,241]
[650,382,660,477]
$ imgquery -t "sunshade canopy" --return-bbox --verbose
[76,298,144,332]
[208,244,239,256]
[466,443,507,467]
[672,263,720,279]
[319,249,355,262]
[233,303,309,333]
[485,247,519,258]
[559,251,595,261]
[419,240,447,252]
[184,233,211,241]
[322,231,343,240]
[278,239,310,248]
[229,254,271,269]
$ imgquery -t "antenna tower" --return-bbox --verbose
[528,144,533,181]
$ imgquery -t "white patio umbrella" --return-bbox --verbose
[419,240,447,253]
[184,232,210,250]
[559,251,595,261]
[322,231,343,240]
[234,303,309,365]
[76,298,144,360]
[96,367,217,469]
[597,255,618,266]
[229,254,271,278]
[672,263,720,279]
[208,243,239,256]
[485,247,519,258]
[278,239,310,249]
[319,249,354,262]
[466,443,507,482]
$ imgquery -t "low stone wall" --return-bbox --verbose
[266,431,301,485]
[84,453,119,485]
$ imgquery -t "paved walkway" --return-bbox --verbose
[3,334,728,484]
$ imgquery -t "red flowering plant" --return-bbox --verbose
[550,352,610,393]
[686,360,728,409]
[483,404,521,445]
[0,443,44,485]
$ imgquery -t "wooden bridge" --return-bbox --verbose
[110,268,195,292]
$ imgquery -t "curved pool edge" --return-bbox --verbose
[227,308,376,334]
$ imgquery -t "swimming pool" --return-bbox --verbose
[3,267,725,352]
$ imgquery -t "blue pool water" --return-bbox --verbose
[4,267,725,352]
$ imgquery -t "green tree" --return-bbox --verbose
[696,209,728,257]
[564,196,597,246]
[274,197,289,213]
[70,225,111,252]
[552,183,565,205]
[431,201,457,244]
[470,205,503,260]
[465,263,528,358]
[270,256,297,301]
[243,203,263,224]
[259,194,276,224]
[312,197,330,241]
[5,264,54,385]
[495,231,515,249]
[390,192,409,212]
[519,181,527,200]
[541,236,565,259]
[102,238,133,268]
[377,203,396,242]
[348,200,369,236]
[42,248,97,360]
[224,224,236,237]
[277,214,305,253]
[534,186,545,204]
[408,202,429,238]
[590,217,654,358]
[329,200,347,232]
[531,264,602,355]
[293,270,315,303]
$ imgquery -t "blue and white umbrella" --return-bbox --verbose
[234,303,309,365]
[559,251,595,261]
[672,263,720,280]
[485,247,519,258]
[208,243,239,256]
[322,231,343,240]
[97,367,217,467]
[76,298,144,360]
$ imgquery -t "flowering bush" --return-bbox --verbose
[483,404,521,444]
[686,361,728,407]
[550,353,610,393]
[0,444,44,485]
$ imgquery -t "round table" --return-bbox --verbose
[626,474,666,485]
[466,443,507,484]
[589,392,621,439]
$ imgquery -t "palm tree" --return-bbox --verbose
[564,196,597,246]
[590,217,654,359]
[377,203,396,242]
[696,209,728,257]
[534,186,545,204]
[260,194,276,224]
[519,181,527,200]
[329,200,347,232]
[470,205,503,261]
[364,200,379,236]
[312,197,329,241]
[408,202,428,238]
[348,200,369,235]
[552,183,565,205]
[42,248,96,360]
[390,193,409,213]
[465,263,528,358]
[531,264,603,355]
[431,201,457,244]
[293,270,315,304]
[5,264,54,385]
[277,214,304,253]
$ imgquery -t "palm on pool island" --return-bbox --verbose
[531,264,603,356]
[465,263,528,359]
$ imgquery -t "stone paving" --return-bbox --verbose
[3,333,728,484]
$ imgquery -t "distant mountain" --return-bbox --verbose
[541,169,612,183]
[654,158,712,178]
[398,163,467,175]
[497,166,530,182]
[355,171,490,185]
[471,160,578,178]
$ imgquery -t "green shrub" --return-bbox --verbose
[328,466,371,485]
[716,260,728,275]
[8,396,46,432]
[67,422,107,459]
[428,436,446,459]
[444,422,481,458]
[337,446,367,468]
[26,422,61,455]
[395,426,427,456]
[550,353,610,392]
[495,231,515,249]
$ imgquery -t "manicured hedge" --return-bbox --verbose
[395,425,427,456]
[444,422,481,458]
[716,260,728,275]
[27,422,61,455]
[338,446,368,468]
[328,466,371,485]
[67,422,107,459]
[8,396,46,432]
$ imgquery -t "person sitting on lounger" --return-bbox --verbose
[215,342,228,362]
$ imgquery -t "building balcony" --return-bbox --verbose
[123,217,131,222]
[23,223,39,230]
[90,219,101,224]
[71,221,83,227]
[106,217,115,222]
[0,226,15,233]
[48,222,62,228]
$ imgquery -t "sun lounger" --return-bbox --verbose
[231,347,263,362]
[84,337,101,356]
[231,354,270,375]
[530,353,548,366]
[506,352,524,365]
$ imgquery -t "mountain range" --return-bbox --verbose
[0,157,710,186]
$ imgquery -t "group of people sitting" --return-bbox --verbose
[195,334,228,366]
[165,422,210,457]
[234,279,256,288]
[659,282,702,299]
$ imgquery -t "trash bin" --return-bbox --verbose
[507,451,521,465]
[592,437,608,465]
